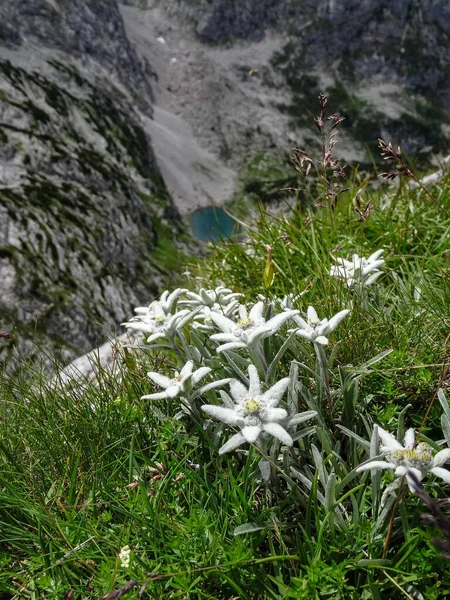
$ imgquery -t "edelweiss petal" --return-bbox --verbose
[368,249,385,262]
[294,329,315,342]
[180,361,194,378]
[263,422,293,446]
[266,407,288,421]
[166,385,180,398]
[293,315,309,330]
[202,405,239,426]
[196,379,232,395]
[357,460,396,472]
[141,391,171,400]
[215,341,247,353]
[264,310,299,334]
[307,306,319,323]
[433,449,450,467]
[242,425,262,443]
[403,428,415,449]
[210,313,235,334]
[430,466,450,484]
[377,427,403,452]
[327,309,350,332]
[249,301,264,323]
[260,377,290,407]
[248,364,262,397]
[364,271,383,286]
[210,333,237,342]
[192,366,212,384]
[230,379,249,403]
[147,332,167,343]
[147,373,172,388]
[124,321,156,334]
[219,433,246,455]
[396,466,423,490]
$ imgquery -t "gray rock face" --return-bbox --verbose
[194,0,281,41]
[0,0,153,103]
[0,0,184,368]
[147,0,450,156]
[153,0,450,96]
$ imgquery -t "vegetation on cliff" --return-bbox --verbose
[1,103,450,597]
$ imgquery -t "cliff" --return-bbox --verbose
[0,0,185,367]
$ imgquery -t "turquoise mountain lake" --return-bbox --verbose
[190,206,237,242]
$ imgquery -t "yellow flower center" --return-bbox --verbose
[393,448,432,463]
[154,316,165,323]
[244,397,260,413]
[238,317,252,329]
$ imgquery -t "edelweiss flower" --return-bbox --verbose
[134,288,186,316]
[142,360,229,400]
[210,301,299,353]
[357,426,450,504]
[202,364,316,454]
[330,250,385,287]
[123,303,192,342]
[289,306,349,346]
[180,285,243,309]
[177,286,242,333]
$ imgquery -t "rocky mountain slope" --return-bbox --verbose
[122,0,450,166]
[0,0,186,367]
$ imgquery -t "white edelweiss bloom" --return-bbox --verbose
[123,288,193,342]
[122,304,193,343]
[202,365,317,454]
[202,364,293,453]
[210,301,299,353]
[180,285,243,309]
[134,288,186,316]
[143,360,210,399]
[119,545,131,569]
[191,302,240,333]
[289,306,349,346]
[330,249,385,287]
[357,425,450,504]
[179,286,243,333]
[142,360,230,400]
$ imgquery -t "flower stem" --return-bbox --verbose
[250,343,268,376]
[168,334,184,363]
[314,343,331,406]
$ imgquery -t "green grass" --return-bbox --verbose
[2,156,450,598]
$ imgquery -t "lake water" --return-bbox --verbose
[190,206,237,242]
